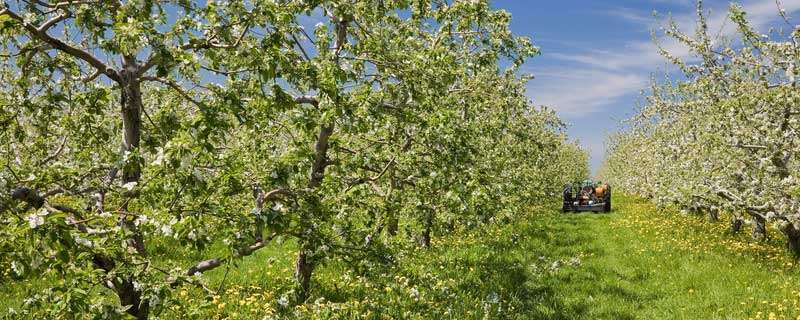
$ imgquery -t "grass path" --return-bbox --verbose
[499,194,800,320]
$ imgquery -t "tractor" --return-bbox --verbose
[562,180,611,213]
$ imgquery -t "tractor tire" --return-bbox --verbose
[603,187,612,212]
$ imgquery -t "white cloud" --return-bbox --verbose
[529,69,647,117]
[530,0,800,119]
[603,7,659,27]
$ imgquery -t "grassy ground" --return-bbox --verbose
[3,194,800,319]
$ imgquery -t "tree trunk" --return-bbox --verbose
[387,216,398,236]
[707,207,719,223]
[291,16,345,306]
[120,71,147,256]
[118,68,148,319]
[421,209,434,248]
[386,173,398,237]
[121,76,142,184]
[294,250,313,302]
[293,119,332,302]
[730,216,743,234]
[115,278,149,320]
[750,213,767,241]
[779,221,800,257]
[445,217,455,233]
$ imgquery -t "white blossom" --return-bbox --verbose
[152,147,165,166]
[277,295,289,307]
[409,287,420,300]
[122,181,138,191]
[11,261,22,276]
[27,208,48,229]
[161,224,173,237]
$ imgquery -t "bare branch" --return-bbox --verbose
[82,68,101,82]
[733,143,768,150]
[137,53,158,77]
[178,25,250,51]
[28,0,56,8]
[289,32,311,61]
[264,188,291,201]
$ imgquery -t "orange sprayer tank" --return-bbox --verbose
[595,185,607,198]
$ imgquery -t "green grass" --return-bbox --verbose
[3,194,800,319]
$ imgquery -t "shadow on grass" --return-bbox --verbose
[441,211,650,319]
[305,210,656,319]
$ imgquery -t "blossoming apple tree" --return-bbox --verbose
[0,0,588,318]
[601,2,800,256]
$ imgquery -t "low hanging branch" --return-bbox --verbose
[184,187,290,276]
[185,233,276,276]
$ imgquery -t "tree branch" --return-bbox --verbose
[37,136,68,166]
[289,32,311,61]
[294,95,319,106]
[309,123,334,189]
[140,76,203,107]
[733,143,768,150]
[715,188,772,213]
[178,24,250,51]
[37,11,70,33]
[199,65,254,76]
[185,233,275,276]
[264,188,291,201]
[1,8,119,82]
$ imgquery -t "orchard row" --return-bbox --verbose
[0,1,587,318]
[601,3,800,258]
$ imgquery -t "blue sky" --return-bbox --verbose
[489,0,800,175]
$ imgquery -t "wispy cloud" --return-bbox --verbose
[603,7,659,27]
[529,69,647,117]
[529,0,800,119]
